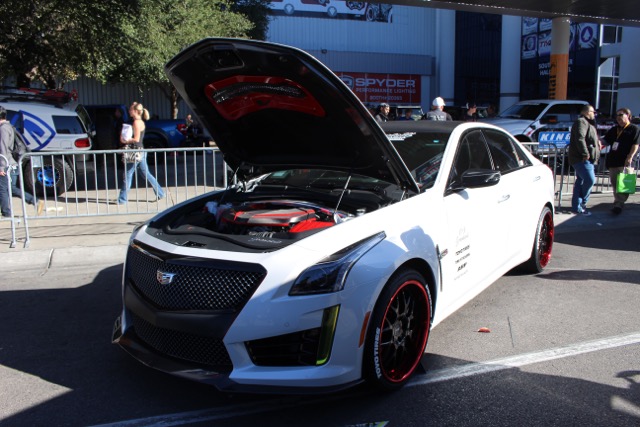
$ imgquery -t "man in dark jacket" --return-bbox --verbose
[567,104,599,215]
[602,107,640,214]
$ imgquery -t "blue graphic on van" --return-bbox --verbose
[20,110,56,151]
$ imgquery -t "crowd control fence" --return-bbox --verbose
[2,147,228,248]
[1,154,21,247]
[2,144,639,248]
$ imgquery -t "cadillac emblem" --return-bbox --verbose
[156,270,177,285]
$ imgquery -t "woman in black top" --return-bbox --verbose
[603,107,640,214]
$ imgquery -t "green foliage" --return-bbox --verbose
[107,0,254,87]
[0,0,269,117]
[0,0,266,91]
[232,0,272,41]
[0,0,133,87]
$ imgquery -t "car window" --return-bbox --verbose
[52,115,86,135]
[499,103,547,120]
[447,130,492,186]
[543,104,582,123]
[75,105,93,133]
[482,129,528,173]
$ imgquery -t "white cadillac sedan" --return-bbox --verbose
[112,38,555,394]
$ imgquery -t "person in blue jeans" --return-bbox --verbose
[117,102,165,204]
[567,104,600,215]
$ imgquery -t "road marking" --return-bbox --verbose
[91,332,640,427]
[409,331,640,387]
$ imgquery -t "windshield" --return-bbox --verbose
[389,131,450,190]
[261,169,391,191]
[257,130,451,193]
[498,103,548,120]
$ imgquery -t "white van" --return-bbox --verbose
[0,88,93,195]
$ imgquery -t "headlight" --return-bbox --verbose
[128,221,147,246]
[289,232,385,296]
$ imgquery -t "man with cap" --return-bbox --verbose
[425,97,452,121]
[374,102,391,123]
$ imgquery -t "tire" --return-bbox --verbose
[143,135,168,164]
[363,269,432,391]
[143,134,167,149]
[518,206,554,273]
[25,156,73,196]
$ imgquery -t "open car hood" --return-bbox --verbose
[165,38,419,193]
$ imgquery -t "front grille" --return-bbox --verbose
[132,314,232,367]
[246,328,321,366]
[126,244,266,311]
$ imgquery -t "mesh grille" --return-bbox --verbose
[132,314,232,367]
[126,245,266,311]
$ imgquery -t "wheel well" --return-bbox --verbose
[144,131,168,148]
[397,258,436,319]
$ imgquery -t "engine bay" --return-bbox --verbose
[203,199,352,237]
[143,169,401,252]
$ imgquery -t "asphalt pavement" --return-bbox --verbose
[0,191,639,272]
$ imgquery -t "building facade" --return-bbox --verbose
[7,4,638,120]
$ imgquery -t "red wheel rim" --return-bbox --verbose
[538,211,554,268]
[377,280,431,383]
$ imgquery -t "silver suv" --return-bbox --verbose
[0,88,93,195]
[483,99,588,142]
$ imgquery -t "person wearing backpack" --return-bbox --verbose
[0,107,41,217]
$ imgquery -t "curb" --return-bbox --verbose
[1,245,127,271]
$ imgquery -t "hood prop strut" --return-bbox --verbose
[332,174,352,224]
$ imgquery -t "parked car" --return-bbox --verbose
[0,87,93,195]
[391,104,424,120]
[482,99,588,142]
[112,38,556,394]
[84,104,186,150]
[444,104,489,121]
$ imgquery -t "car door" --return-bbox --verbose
[439,129,509,307]
[482,128,534,267]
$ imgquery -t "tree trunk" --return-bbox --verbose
[171,87,179,119]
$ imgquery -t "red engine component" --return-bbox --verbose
[216,202,338,235]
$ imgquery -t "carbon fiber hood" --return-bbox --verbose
[164,38,419,193]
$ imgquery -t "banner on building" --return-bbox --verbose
[336,72,421,104]
[270,1,393,23]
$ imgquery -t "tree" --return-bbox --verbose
[0,0,132,88]
[108,0,257,118]
[0,0,272,118]
[232,0,272,41]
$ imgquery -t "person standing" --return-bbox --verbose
[602,107,640,215]
[425,97,452,121]
[463,103,478,122]
[375,103,390,123]
[117,102,165,205]
[0,107,41,218]
[567,104,599,215]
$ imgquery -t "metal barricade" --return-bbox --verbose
[8,147,227,247]
[0,154,20,248]
[525,141,640,211]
